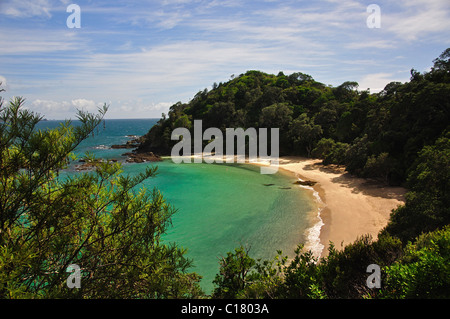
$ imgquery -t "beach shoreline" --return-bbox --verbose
[163,154,407,259]
[275,156,406,258]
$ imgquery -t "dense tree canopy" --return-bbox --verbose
[138,49,449,187]
[1,48,448,299]
[136,49,450,299]
[0,97,202,298]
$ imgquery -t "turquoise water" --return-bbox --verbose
[36,119,318,293]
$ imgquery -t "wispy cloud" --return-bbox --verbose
[0,0,54,18]
[0,0,448,118]
[358,72,409,93]
[345,40,396,50]
[384,0,450,41]
[0,27,80,54]
[27,98,104,118]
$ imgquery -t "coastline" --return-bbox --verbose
[162,154,406,259]
[275,156,406,258]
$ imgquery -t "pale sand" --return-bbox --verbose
[166,154,406,258]
[274,156,406,258]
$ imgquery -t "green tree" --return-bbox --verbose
[212,246,255,298]
[289,113,323,156]
[344,134,369,175]
[333,81,359,102]
[259,103,293,129]
[429,47,450,82]
[363,152,394,184]
[312,138,349,165]
[174,114,192,129]
[0,97,202,298]
[281,245,324,299]
[381,226,450,299]
[383,131,450,242]
[238,252,287,299]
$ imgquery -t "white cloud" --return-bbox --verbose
[346,40,396,50]
[71,99,101,112]
[28,99,104,118]
[26,97,172,119]
[112,100,172,118]
[0,75,7,87]
[0,0,53,18]
[0,28,81,54]
[1,0,447,119]
[61,40,287,88]
[357,72,409,93]
[154,9,191,29]
[30,99,71,114]
[384,0,450,41]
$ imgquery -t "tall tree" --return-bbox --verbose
[0,97,202,298]
[289,113,323,156]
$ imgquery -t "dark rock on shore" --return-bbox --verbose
[122,151,162,163]
[114,135,164,163]
[293,180,317,186]
[75,158,118,171]
[111,137,141,149]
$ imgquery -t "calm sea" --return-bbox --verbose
[36,119,320,293]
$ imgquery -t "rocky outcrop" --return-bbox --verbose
[75,158,118,171]
[111,137,142,149]
[122,152,162,163]
[293,180,317,186]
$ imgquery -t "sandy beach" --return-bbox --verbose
[276,156,406,258]
[169,154,406,258]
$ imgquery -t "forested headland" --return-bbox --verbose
[137,49,450,298]
[0,49,448,299]
[139,49,449,188]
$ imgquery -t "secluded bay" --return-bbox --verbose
[36,119,319,293]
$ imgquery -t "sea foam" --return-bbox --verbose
[296,178,325,259]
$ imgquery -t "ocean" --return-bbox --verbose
[36,118,320,293]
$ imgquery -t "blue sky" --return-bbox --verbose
[1,0,449,119]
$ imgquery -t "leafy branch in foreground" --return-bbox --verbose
[212,229,449,299]
[0,97,202,298]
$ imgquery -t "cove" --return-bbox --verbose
[124,159,317,293]
[36,119,319,294]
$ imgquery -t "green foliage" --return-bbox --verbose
[381,226,450,299]
[0,97,202,298]
[280,245,323,299]
[312,138,349,165]
[212,142,448,299]
[344,134,369,175]
[382,131,450,243]
[139,49,449,187]
[138,49,449,187]
[212,246,255,298]
[317,234,402,299]
[135,50,449,298]
[363,152,394,183]
[259,103,293,129]
[4,48,449,299]
[212,246,288,299]
[240,253,287,299]
[212,235,402,299]
[289,113,323,156]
